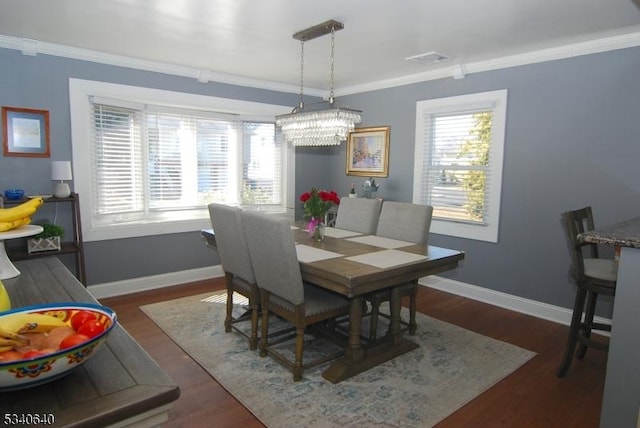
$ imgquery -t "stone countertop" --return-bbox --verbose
[579,216,640,249]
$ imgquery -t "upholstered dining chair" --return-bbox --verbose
[241,210,349,381]
[334,197,383,234]
[368,201,434,340]
[556,206,617,377]
[208,203,260,350]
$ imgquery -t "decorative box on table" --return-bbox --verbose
[27,236,61,254]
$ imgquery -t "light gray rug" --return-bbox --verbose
[141,292,535,427]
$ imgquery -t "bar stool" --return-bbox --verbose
[556,206,617,377]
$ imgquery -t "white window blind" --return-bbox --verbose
[88,101,282,228]
[91,104,144,217]
[414,90,507,242]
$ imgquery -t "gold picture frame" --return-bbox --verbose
[346,126,390,177]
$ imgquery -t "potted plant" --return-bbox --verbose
[28,223,65,254]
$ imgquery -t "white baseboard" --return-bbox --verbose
[88,265,225,299]
[88,266,610,330]
[419,276,611,329]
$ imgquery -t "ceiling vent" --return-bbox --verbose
[405,51,449,65]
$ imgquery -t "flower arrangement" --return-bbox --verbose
[300,188,340,221]
[300,188,340,241]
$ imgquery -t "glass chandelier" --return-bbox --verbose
[276,20,362,147]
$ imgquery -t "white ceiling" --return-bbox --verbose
[1,0,640,95]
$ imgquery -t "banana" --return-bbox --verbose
[0,216,32,232]
[0,197,43,223]
[0,312,68,339]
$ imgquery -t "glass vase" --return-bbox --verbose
[308,217,325,242]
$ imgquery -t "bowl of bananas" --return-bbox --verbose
[0,303,117,391]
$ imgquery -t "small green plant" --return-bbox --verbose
[34,223,65,239]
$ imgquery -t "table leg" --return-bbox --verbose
[322,289,419,384]
[0,240,20,279]
[344,296,365,362]
[388,286,403,346]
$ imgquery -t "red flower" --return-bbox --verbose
[299,187,340,220]
[300,192,311,202]
[317,190,340,205]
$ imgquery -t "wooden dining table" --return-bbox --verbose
[202,224,464,383]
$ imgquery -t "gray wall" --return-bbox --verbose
[2,45,639,316]
[318,46,640,313]
[0,48,305,284]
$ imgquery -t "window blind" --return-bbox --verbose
[89,100,280,225]
[91,104,144,217]
[422,110,492,224]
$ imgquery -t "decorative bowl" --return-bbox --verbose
[4,189,25,200]
[0,303,117,391]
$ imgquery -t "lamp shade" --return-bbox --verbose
[51,161,72,181]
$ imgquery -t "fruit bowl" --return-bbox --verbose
[0,303,117,391]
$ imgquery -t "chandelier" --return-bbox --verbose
[276,20,362,147]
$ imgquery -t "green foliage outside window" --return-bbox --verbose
[458,112,491,222]
[241,182,272,204]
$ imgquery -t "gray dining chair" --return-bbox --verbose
[556,206,617,377]
[368,201,434,339]
[375,201,433,245]
[334,197,383,234]
[208,203,260,350]
[241,210,349,381]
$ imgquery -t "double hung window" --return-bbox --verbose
[413,90,507,242]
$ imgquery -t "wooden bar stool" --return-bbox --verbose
[556,207,617,377]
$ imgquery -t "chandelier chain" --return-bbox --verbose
[329,26,335,103]
[299,39,305,109]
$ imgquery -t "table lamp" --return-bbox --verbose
[51,161,72,198]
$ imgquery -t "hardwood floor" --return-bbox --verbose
[100,278,606,427]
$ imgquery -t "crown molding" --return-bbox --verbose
[336,31,640,96]
[2,31,639,98]
[0,35,325,97]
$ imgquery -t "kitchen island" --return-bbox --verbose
[580,216,640,428]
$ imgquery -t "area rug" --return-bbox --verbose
[141,292,535,427]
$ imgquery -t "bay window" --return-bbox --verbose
[69,79,292,241]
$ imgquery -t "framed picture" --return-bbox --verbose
[346,126,390,177]
[2,106,51,158]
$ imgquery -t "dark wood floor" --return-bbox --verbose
[100,278,606,428]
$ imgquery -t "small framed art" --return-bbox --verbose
[2,106,51,158]
[346,126,390,177]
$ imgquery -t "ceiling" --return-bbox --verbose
[1,0,640,95]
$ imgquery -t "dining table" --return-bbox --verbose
[579,216,640,428]
[202,224,465,383]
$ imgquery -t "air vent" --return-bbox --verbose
[405,51,449,65]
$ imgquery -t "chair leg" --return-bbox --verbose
[557,288,587,377]
[293,326,305,381]
[249,302,259,351]
[259,292,269,358]
[577,291,598,359]
[224,274,233,333]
